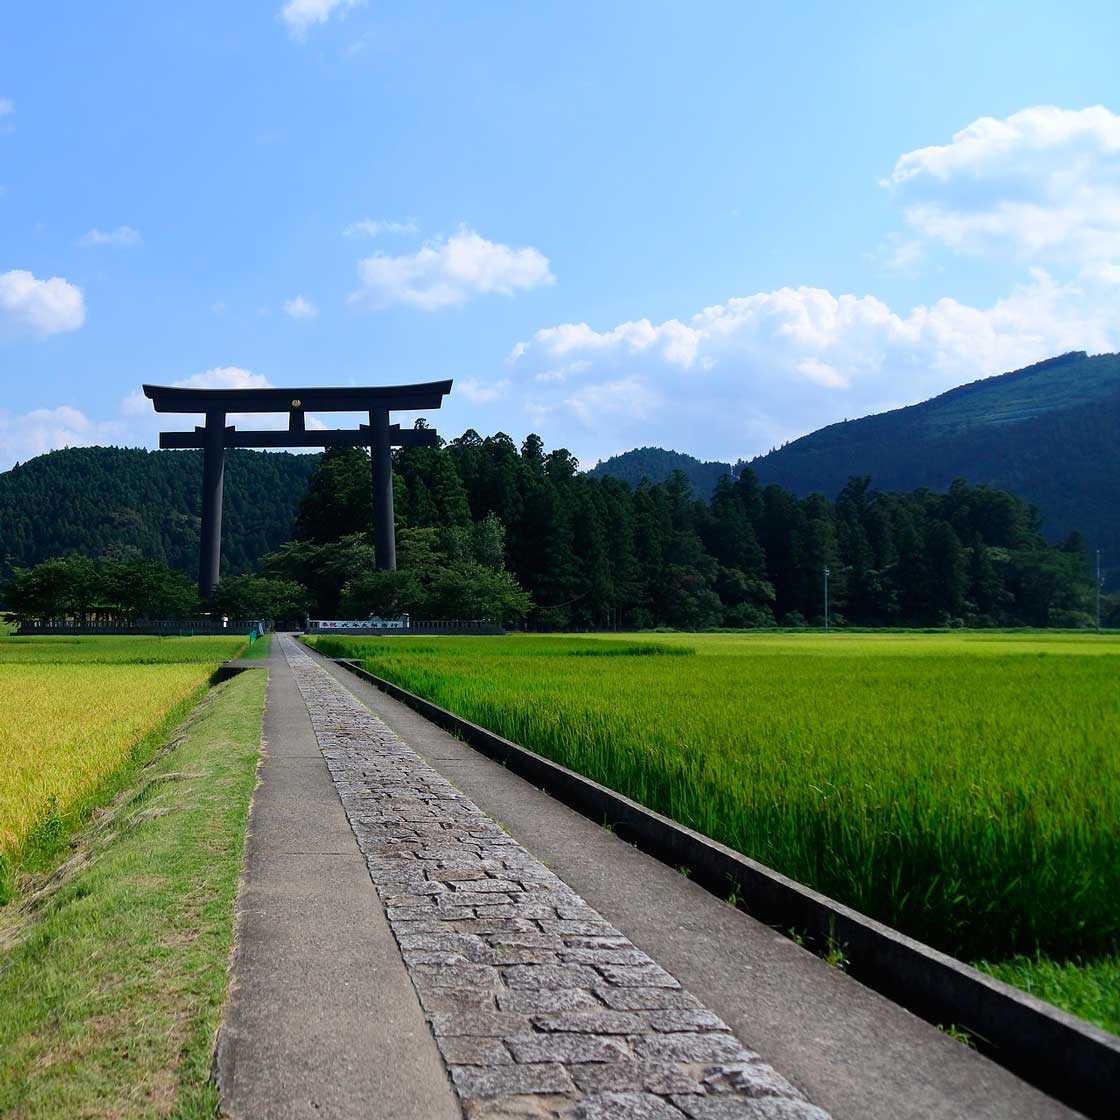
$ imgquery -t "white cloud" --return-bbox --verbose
[0,97,13,118]
[509,270,1120,460]
[350,227,554,310]
[175,367,272,392]
[499,104,1120,463]
[78,225,142,249]
[0,405,126,469]
[283,294,318,319]
[343,218,418,238]
[457,378,511,404]
[281,0,362,39]
[120,366,274,421]
[871,233,925,272]
[887,105,1120,265]
[563,377,662,428]
[0,269,85,337]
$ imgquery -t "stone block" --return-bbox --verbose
[503,964,602,989]
[571,1092,689,1119]
[498,989,604,1014]
[702,1063,804,1100]
[438,1036,515,1066]
[530,1010,646,1035]
[645,1010,731,1033]
[635,1034,751,1064]
[451,1063,576,1098]
[596,965,680,989]
[430,1010,531,1037]
[671,1098,832,1120]
[505,1032,631,1064]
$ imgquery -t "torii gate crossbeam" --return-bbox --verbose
[143,381,452,599]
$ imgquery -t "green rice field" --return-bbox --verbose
[306,630,1120,1033]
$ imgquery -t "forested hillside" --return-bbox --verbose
[0,428,1102,629]
[588,446,733,497]
[0,447,318,578]
[748,351,1120,572]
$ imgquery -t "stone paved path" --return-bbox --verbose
[281,635,832,1119]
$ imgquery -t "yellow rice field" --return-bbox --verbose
[0,663,214,856]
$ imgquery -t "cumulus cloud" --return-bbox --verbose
[283,294,318,319]
[0,269,85,337]
[281,0,361,39]
[510,270,1120,461]
[457,378,511,404]
[78,225,142,249]
[343,218,418,238]
[499,104,1120,464]
[120,366,273,420]
[350,227,554,310]
[887,105,1120,265]
[175,367,272,392]
[0,405,126,470]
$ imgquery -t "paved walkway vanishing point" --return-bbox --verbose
[215,635,1084,1120]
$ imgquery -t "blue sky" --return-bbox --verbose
[2,1,1119,471]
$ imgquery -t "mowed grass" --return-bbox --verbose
[308,630,1120,1031]
[0,634,247,899]
[0,669,266,1119]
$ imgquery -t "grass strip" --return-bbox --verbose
[239,632,273,659]
[977,955,1120,1033]
[0,668,267,1119]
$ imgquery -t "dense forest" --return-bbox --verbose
[1,429,1107,630]
[263,431,1100,629]
[0,447,318,578]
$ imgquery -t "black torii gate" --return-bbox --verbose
[143,380,453,599]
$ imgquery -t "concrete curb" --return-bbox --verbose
[327,654,1118,1120]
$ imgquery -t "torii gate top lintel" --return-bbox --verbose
[142,380,452,415]
[144,380,453,599]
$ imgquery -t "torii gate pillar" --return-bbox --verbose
[369,408,396,571]
[200,411,227,599]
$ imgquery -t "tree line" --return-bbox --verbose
[2,429,1109,629]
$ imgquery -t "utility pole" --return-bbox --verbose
[823,566,830,633]
[1097,549,1103,632]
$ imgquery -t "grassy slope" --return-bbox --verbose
[306,631,1120,1034]
[0,669,266,1119]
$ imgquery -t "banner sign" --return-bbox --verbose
[311,618,408,630]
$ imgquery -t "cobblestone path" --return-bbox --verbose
[281,636,831,1120]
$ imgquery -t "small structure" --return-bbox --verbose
[144,381,452,598]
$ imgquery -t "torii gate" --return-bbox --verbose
[143,381,452,598]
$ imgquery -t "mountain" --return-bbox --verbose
[748,351,1120,570]
[587,446,734,497]
[0,447,319,578]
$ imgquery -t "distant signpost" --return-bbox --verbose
[143,381,453,599]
